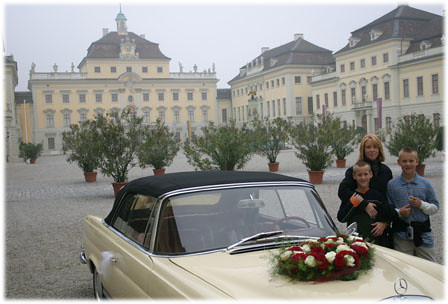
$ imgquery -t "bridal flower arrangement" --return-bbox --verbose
[273,234,374,282]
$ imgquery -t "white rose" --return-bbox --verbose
[345,255,356,267]
[336,244,354,253]
[347,235,355,242]
[301,244,311,253]
[325,239,335,244]
[336,237,345,244]
[325,251,336,264]
[280,250,293,260]
[305,255,317,267]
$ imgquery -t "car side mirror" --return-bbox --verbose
[346,222,359,236]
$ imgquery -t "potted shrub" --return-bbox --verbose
[326,114,363,168]
[62,120,101,182]
[386,114,438,176]
[253,117,291,172]
[290,115,333,184]
[137,119,180,175]
[183,120,257,171]
[94,110,145,195]
[19,142,43,164]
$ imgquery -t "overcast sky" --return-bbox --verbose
[2,0,444,91]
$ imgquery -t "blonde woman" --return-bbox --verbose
[337,134,394,247]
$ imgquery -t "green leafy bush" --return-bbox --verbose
[183,120,257,171]
[386,114,438,164]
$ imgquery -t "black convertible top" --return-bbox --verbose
[104,171,308,224]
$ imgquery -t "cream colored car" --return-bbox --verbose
[80,171,443,300]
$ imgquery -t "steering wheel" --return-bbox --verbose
[274,216,310,229]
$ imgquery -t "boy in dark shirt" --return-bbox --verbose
[337,161,397,246]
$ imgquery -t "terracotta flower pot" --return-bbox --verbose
[153,168,166,175]
[30,159,36,164]
[84,172,97,183]
[308,170,324,184]
[112,182,128,196]
[416,164,426,176]
[335,159,346,168]
[268,162,279,172]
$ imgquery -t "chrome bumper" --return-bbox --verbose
[80,249,87,264]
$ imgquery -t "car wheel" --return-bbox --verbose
[93,268,104,300]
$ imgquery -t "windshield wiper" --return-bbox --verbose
[226,230,283,251]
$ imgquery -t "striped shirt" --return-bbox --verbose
[387,174,439,247]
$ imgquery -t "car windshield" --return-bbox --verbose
[154,185,337,255]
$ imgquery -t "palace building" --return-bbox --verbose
[27,8,218,153]
[5,4,444,159]
[229,5,444,136]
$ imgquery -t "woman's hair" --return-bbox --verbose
[358,134,385,162]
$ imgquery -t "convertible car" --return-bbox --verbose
[80,171,443,300]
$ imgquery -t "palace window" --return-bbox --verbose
[295,76,301,84]
[111,93,118,102]
[45,94,53,104]
[111,67,117,73]
[371,56,377,66]
[296,97,302,115]
[62,94,70,104]
[417,76,424,96]
[79,93,86,103]
[94,66,101,73]
[187,92,193,101]
[316,95,320,109]
[383,53,389,63]
[126,67,132,73]
[142,66,148,73]
[432,74,439,94]
[360,59,365,68]
[46,113,54,128]
[157,67,163,73]
[158,92,165,101]
[201,92,207,101]
[350,62,355,71]
[333,92,338,107]
[384,82,390,100]
[340,64,345,73]
[143,92,150,102]
[403,79,409,98]
[341,89,346,106]
[63,112,71,127]
[95,93,103,103]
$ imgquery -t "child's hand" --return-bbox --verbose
[399,204,411,217]
[365,203,378,219]
[408,196,422,208]
[350,193,364,207]
[370,222,387,237]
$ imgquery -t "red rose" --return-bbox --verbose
[314,254,329,270]
[339,234,348,238]
[311,246,325,257]
[318,237,328,242]
[287,246,302,252]
[334,252,347,269]
[325,243,337,250]
[291,252,306,262]
[350,244,368,256]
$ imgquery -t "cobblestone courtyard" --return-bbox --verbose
[3,150,444,298]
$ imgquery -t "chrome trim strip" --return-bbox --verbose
[159,181,314,201]
[80,250,87,264]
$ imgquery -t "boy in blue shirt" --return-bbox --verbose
[387,147,439,262]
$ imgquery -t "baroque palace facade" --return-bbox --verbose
[26,9,221,154]
[4,5,444,158]
[229,5,444,135]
